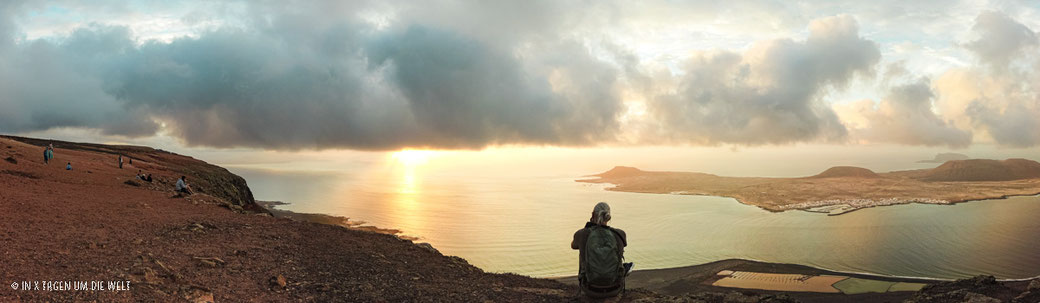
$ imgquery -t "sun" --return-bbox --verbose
[391,149,434,166]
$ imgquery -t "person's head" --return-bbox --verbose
[591,202,611,225]
[181,175,186,181]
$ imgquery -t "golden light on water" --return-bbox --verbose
[391,149,435,167]
[390,149,437,195]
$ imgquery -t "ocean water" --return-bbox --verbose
[225,146,1040,279]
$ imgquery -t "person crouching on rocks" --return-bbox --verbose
[176,176,193,195]
[571,202,632,299]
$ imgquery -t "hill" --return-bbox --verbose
[923,158,1040,181]
[593,166,647,178]
[917,153,970,163]
[0,135,572,302]
[810,166,879,178]
[581,159,1040,214]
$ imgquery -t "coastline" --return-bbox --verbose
[581,165,1040,216]
[6,135,1038,302]
[256,201,419,241]
[0,135,575,302]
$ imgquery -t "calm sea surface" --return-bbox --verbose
[226,148,1040,279]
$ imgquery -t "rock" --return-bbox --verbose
[135,267,162,285]
[907,289,999,303]
[416,243,440,254]
[194,257,226,268]
[1015,289,1040,303]
[1013,280,1040,303]
[272,274,287,288]
[961,291,1001,303]
[184,286,215,303]
[4,156,16,164]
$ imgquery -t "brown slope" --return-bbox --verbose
[2,135,259,211]
[810,166,879,178]
[922,158,1040,181]
[0,136,574,302]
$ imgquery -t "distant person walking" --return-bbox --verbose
[571,202,631,298]
[175,176,193,195]
[43,145,54,164]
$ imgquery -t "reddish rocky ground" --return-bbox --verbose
[4,135,1038,302]
[0,136,576,302]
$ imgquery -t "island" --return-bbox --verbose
[579,159,1040,215]
[917,152,970,163]
[4,134,1039,302]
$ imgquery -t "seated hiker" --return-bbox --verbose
[66,162,72,170]
[136,170,147,180]
[144,174,153,182]
[571,202,631,299]
[175,176,193,195]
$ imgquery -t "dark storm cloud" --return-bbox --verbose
[648,15,879,145]
[0,1,624,150]
[0,24,160,137]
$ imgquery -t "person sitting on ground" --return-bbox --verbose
[571,202,631,299]
[144,174,153,182]
[136,170,146,180]
[66,162,72,170]
[175,176,193,195]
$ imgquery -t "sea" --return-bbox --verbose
[223,145,1040,280]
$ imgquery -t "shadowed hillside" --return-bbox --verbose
[810,166,879,178]
[923,158,1040,181]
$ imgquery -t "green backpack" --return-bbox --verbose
[582,225,624,289]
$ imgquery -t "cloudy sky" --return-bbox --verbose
[1,0,1039,151]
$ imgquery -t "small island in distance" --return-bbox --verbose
[917,152,970,163]
[580,159,1040,215]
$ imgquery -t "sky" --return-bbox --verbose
[1,0,1039,155]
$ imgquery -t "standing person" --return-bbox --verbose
[46,146,54,162]
[43,148,50,164]
[118,155,123,169]
[571,202,631,299]
[175,176,193,195]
